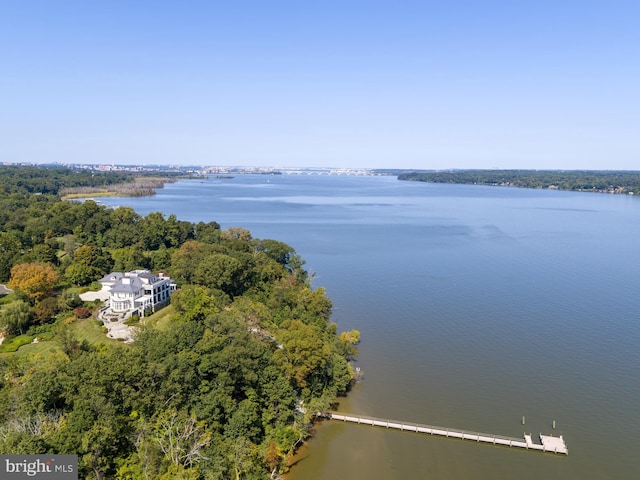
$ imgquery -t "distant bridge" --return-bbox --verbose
[320,413,568,455]
[281,169,376,176]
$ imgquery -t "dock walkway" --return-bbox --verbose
[322,413,568,455]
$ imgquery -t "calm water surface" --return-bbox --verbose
[103,175,640,479]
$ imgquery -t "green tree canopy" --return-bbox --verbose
[0,300,34,335]
[65,245,114,286]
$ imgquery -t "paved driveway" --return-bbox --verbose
[98,308,137,343]
[79,290,110,302]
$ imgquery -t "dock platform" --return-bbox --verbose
[322,413,568,455]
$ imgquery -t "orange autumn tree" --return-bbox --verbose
[8,262,58,303]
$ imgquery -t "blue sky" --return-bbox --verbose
[1,1,638,169]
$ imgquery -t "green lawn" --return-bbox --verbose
[68,317,119,345]
[0,338,60,359]
[0,305,174,360]
[0,318,117,359]
[142,305,176,331]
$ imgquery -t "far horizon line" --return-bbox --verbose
[3,161,640,173]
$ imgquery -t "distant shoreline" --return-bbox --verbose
[397,169,640,195]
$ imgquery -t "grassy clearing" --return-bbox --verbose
[0,305,173,360]
[0,316,116,359]
[68,317,118,345]
[142,305,176,331]
[0,339,60,359]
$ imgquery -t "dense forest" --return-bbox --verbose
[0,166,359,479]
[397,170,640,195]
[0,165,134,195]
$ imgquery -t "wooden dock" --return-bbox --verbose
[321,413,568,455]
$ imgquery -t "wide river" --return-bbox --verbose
[101,174,639,479]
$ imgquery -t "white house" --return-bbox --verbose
[98,270,176,317]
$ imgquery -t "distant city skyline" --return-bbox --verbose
[2,1,638,170]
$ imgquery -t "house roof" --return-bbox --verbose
[99,272,124,283]
[110,277,143,293]
[100,270,172,294]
